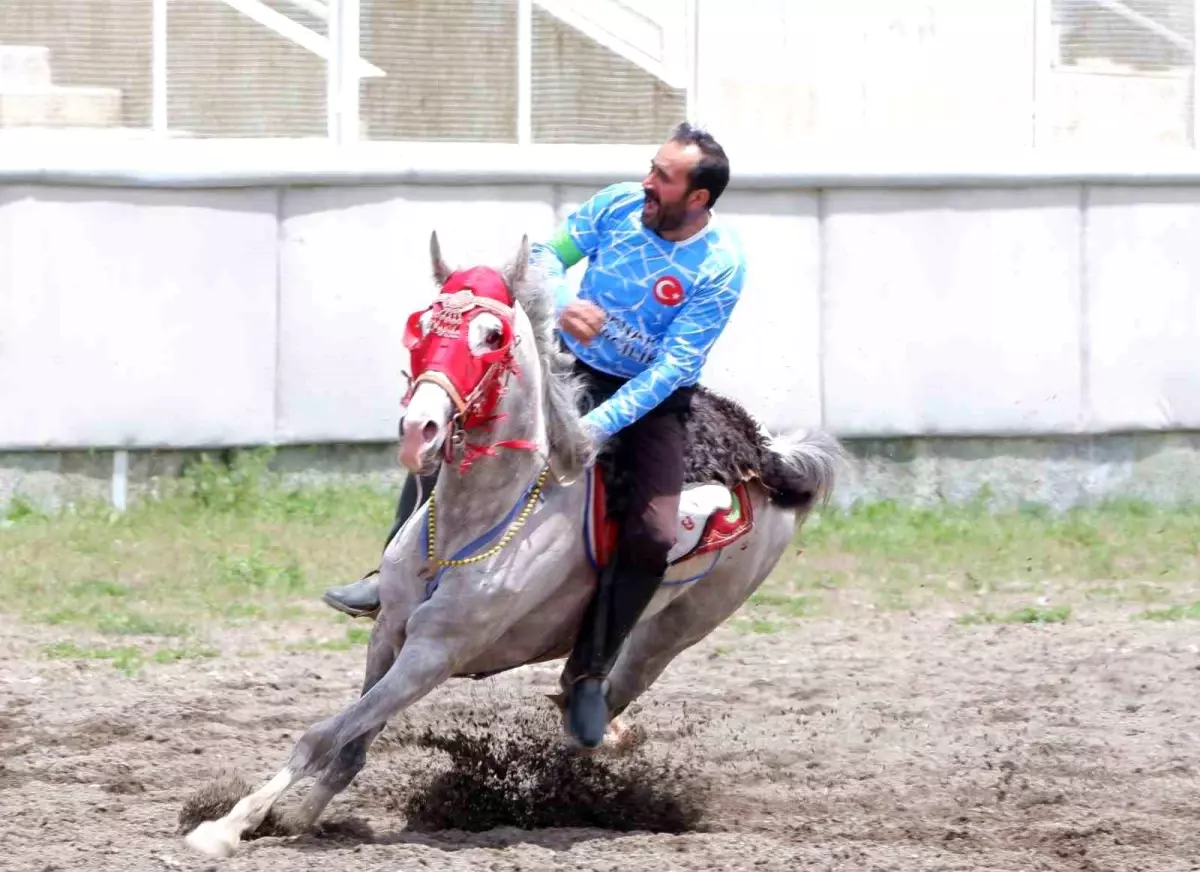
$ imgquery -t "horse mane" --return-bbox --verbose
[502,245,595,480]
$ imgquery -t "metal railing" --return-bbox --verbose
[140,0,696,145]
[2,0,1195,151]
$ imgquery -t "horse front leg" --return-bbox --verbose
[289,553,431,833]
[287,618,400,833]
[184,609,490,859]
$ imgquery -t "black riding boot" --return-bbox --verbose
[321,470,438,618]
[563,550,665,748]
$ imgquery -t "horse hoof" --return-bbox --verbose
[185,820,240,859]
[600,716,645,755]
[563,734,602,756]
[603,716,631,749]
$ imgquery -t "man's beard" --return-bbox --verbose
[641,191,687,233]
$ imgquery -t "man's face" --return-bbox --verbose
[641,139,707,233]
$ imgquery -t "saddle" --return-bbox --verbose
[578,384,775,582]
[582,464,755,581]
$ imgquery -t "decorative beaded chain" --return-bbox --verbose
[425,465,551,568]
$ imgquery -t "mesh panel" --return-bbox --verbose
[530,6,686,145]
[167,0,326,138]
[361,0,517,142]
[1048,0,1196,148]
[359,0,683,144]
[1055,0,1193,68]
[0,0,150,132]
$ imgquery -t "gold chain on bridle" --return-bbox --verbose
[425,465,551,568]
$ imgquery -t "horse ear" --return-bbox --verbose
[505,233,530,289]
[429,230,452,287]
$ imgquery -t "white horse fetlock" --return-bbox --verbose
[185,820,241,858]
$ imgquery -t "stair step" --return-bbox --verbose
[0,86,122,128]
[534,0,687,88]
[0,45,53,89]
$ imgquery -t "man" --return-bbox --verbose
[322,121,747,748]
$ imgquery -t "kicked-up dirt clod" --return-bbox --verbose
[397,707,710,833]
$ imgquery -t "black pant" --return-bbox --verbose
[382,469,437,552]
[564,357,694,683]
[571,357,694,576]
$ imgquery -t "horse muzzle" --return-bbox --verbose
[398,418,441,473]
[397,380,455,473]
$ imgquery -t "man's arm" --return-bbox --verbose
[581,259,746,443]
[528,183,627,315]
[530,225,587,313]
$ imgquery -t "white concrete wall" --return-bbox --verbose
[695,0,1198,153]
[2,164,1199,450]
[696,0,1040,152]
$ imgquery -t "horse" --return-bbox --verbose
[184,231,843,858]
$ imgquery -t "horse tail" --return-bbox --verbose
[760,427,844,512]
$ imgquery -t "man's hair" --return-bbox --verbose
[669,121,730,210]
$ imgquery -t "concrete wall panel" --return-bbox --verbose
[275,185,557,443]
[821,187,1082,436]
[0,186,278,448]
[1085,186,1200,430]
[4,178,1198,451]
[692,189,823,432]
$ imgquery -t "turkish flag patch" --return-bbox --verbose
[653,275,684,307]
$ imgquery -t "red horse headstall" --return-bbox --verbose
[401,267,531,470]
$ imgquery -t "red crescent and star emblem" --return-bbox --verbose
[653,275,684,307]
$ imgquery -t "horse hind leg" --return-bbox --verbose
[601,549,779,749]
[184,620,401,858]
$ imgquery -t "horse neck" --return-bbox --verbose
[431,340,549,544]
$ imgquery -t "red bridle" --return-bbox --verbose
[401,266,538,473]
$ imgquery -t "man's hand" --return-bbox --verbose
[559,300,606,344]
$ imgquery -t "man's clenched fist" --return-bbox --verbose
[559,300,606,344]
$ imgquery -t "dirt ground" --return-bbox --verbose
[2,608,1199,872]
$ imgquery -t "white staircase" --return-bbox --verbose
[0,45,123,129]
[534,0,689,89]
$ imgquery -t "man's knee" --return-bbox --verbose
[619,497,679,572]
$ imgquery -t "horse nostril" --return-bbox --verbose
[422,421,438,442]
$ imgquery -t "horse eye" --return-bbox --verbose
[485,328,503,348]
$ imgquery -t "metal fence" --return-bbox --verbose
[1043,0,1198,148]
[0,0,1195,151]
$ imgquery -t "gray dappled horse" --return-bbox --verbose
[184,232,842,858]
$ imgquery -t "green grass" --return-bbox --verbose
[956,605,1072,626]
[41,640,218,677]
[746,495,1200,626]
[1134,601,1200,622]
[1,448,395,672]
[286,625,373,653]
[4,449,1200,673]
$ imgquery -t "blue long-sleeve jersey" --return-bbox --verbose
[529,182,747,443]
